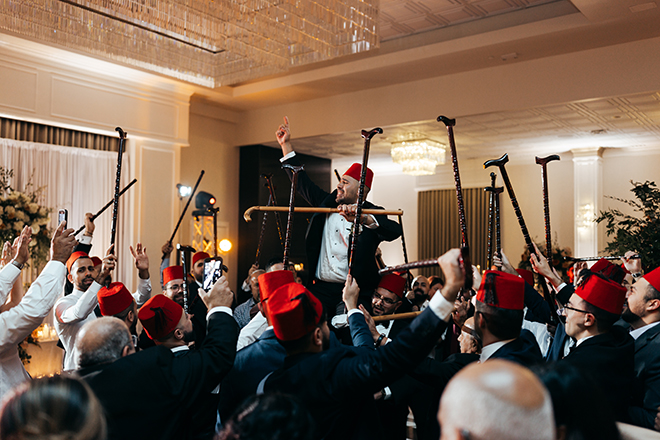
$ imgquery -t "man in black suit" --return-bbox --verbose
[621,262,660,428]
[76,275,238,440]
[263,249,465,440]
[557,270,634,421]
[475,270,543,367]
[275,117,402,317]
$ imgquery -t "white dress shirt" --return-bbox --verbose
[0,261,66,401]
[55,277,152,371]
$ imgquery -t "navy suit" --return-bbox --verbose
[282,155,402,312]
[490,329,544,368]
[629,323,660,428]
[219,312,375,423]
[264,307,449,440]
[79,312,238,440]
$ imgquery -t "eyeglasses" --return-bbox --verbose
[166,284,184,292]
[557,304,590,316]
[373,292,400,306]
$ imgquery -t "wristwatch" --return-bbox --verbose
[11,259,24,270]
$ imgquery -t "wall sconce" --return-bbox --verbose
[577,204,595,230]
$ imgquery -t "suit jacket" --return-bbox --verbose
[264,307,449,440]
[79,311,238,440]
[562,326,635,421]
[628,323,660,428]
[282,155,402,291]
[490,329,544,368]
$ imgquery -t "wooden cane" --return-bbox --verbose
[163,170,205,260]
[177,244,195,314]
[74,178,137,237]
[109,127,127,254]
[244,206,404,222]
[564,255,640,262]
[373,311,422,323]
[254,192,273,267]
[484,153,558,323]
[484,173,497,270]
[438,116,473,291]
[281,164,304,269]
[536,155,560,260]
[379,259,439,275]
[348,128,383,275]
[398,215,412,289]
[262,174,284,248]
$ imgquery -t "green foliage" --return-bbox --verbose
[18,334,39,365]
[596,180,660,272]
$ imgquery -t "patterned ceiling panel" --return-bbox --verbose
[278,91,660,161]
[379,0,559,40]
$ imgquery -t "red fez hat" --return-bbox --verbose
[269,282,323,341]
[378,274,407,298]
[163,266,184,285]
[98,282,134,316]
[66,251,90,273]
[643,266,660,293]
[258,270,295,303]
[91,256,102,267]
[476,270,525,310]
[343,163,374,189]
[192,251,210,266]
[589,258,626,285]
[575,273,626,315]
[516,268,534,287]
[138,294,183,340]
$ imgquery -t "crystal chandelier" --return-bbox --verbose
[0,0,380,87]
[391,133,446,176]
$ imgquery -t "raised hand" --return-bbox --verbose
[50,222,76,264]
[130,243,150,279]
[437,248,465,303]
[342,275,360,310]
[12,226,32,266]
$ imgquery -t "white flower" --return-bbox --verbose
[0,206,4,216]
[13,221,24,231]
[38,207,47,216]
[28,203,39,214]
[5,206,16,219]
[31,224,40,235]
[15,210,26,222]
[38,216,49,226]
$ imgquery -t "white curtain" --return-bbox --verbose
[0,138,133,289]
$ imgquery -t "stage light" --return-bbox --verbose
[176,184,192,198]
[219,239,232,252]
[195,191,216,210]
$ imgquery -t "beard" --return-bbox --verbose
[621,304,642,324]
[413,288,428,301]
[322,331,331,351]
[182,327,196,344]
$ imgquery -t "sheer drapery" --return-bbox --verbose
[0,138,133,289]
[418,188,489,278]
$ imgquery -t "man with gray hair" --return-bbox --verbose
[438,359,555,440]
[76,275,238,440]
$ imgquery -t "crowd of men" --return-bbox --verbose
[1,116,660,440]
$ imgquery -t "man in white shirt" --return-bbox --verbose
[55,243,152,371]
[0,223,76,400]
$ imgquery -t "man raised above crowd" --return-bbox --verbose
[276,116,402,317]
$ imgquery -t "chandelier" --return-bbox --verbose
[0,0,380,87]
[391,133,446,176]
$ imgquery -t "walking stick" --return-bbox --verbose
[109,127,127,254]
[281,164,304,269]
[348,128,383,275]
[162,170,205,260]
[438,116,472,291]
[536,155,560,260]
[74,179,137,237]
[484,153,558,323]
[262,173,285,248]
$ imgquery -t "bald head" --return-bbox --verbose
[76,317,134,369]
[438,360,554,440]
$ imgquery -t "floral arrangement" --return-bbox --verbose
[518,241,574,285]
[0,168,52,265]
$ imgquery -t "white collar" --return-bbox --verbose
[479,339,515,363]
[170,345,190,353]
[630,321,660,340]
